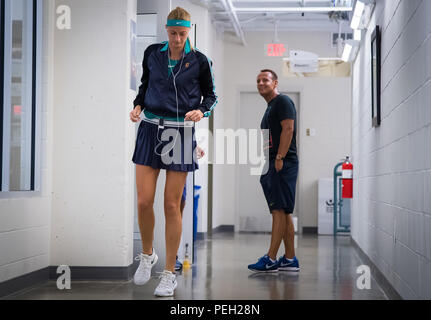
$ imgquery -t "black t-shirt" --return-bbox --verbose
[261,94,297,161]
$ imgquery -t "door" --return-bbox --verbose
[238,92,300,232]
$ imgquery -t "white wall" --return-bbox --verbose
[179,0,225,235]
[218,31,351,231]
[208,22,225,232]
[351,0,431,299]
[137,0,171,43]
[50,0,137,267]
[171,0,211,235]
[0,0,54,284]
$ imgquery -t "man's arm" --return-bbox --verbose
[275,119,295,171]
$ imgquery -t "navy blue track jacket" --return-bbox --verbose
[133,41,218,119]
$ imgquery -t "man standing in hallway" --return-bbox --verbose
[248,69,300,273]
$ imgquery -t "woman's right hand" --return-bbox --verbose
[130,105,142,123]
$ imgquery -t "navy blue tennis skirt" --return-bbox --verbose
[260,158,298,214]
[132,120,198,172]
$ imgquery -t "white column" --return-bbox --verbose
[50,0,137,267]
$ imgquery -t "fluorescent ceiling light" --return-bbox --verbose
[283,57,343,61]
[234,7,353,13]
[354,29,362,41]
[353,1,365,16]
[350,0,365,29]
[350,15,361,29]
[341,43,353,62]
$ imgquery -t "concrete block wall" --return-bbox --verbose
[351,0,431,299]
[1,0,138,288]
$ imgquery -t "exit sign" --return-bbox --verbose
[14,105,22,115]
[266,43,287,57]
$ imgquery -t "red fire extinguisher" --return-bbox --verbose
[342,156,353,199]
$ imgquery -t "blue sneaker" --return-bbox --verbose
[278,256,300,272]
[248,255,279,273]
[175,256,183,272]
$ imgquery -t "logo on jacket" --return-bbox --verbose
[185,63,190,68]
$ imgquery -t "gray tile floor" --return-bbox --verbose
[4,233,389,300]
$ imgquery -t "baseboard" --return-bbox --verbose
[302,227,318,234]
[213,225,234,233]
[0,267,49,299]
[196,232,206,240]
[196,225,235,240]
[48,265,134,281]
[350,237,402,300]
[0,264,134,299]
[239,231,271,234]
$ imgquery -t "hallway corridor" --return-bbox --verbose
[3,233,391,300]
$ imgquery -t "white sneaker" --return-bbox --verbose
[133,250,158,286]
[154,270,177,297]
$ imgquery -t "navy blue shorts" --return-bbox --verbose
[132,120,198,172]
[260,158,298,214]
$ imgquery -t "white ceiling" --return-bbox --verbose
[191,0,355,44]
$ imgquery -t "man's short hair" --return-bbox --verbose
[260,69,278,81]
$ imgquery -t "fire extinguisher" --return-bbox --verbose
[342,156,353,199]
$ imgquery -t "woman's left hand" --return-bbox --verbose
[196,146,205,160]
[185,110,204,122]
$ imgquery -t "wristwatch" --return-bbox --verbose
[276,154,285,161]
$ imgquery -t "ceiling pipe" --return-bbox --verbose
[273,20,280,43]
[218,0,247,46]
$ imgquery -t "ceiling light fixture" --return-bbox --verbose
[350,0,376,30]
[341,40,360,62]
[341,43,353,62]
[234,7,353,13]
[354,29,362,41]
[350,1,365,29]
